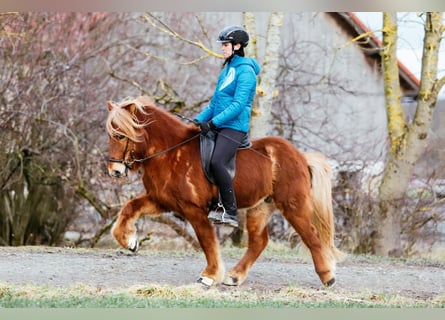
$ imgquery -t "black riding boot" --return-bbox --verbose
[208,187,239,228]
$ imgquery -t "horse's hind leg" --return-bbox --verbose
[112,194,162,252]
[224,202,274,286]
[281,198,336,286]
[183,210,225,286]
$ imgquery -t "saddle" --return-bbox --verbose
[200,130,251,184]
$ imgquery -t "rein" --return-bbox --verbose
[133,133,200,163]
[132,112,200,163]
[108,133,200,168]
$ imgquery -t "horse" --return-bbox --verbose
[106,95,344,287]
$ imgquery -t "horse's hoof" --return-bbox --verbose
[127,235,139,252]
[197,276,214,287]
[324,277,336,287]
[222,275,239,286]
[128,245,138,253]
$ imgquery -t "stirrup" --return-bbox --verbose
[208,203,238,227]
[208,202,226,224]
[220,214,238,228]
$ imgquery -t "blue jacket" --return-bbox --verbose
[195,55,261,133]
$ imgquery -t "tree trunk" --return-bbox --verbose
[243,12,258,59]
[374,12,445,256]
[249,12,284,138]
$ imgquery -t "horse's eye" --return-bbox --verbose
[116,134,126,140]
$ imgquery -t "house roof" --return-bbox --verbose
[327,12,420,98]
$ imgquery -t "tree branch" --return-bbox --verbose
[433,75,445,97]
[143,13,223,60]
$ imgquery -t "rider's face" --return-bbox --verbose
[221,42,241,59]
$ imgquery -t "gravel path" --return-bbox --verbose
[0,246,444,300]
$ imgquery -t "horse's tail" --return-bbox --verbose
[304,152,346,263]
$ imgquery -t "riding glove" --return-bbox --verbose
[194,120,215,135]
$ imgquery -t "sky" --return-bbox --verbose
[354,12,445,98]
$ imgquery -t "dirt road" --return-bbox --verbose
[0,246,444,302]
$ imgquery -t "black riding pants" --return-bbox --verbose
[210,128,246,215]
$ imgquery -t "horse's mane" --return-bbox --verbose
[106,96,154,142]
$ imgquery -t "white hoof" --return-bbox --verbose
[127,234,139,252]
[197,276,214,287]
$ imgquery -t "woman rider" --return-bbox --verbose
[194,25,261,228]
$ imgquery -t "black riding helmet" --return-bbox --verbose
[217,25,249,47]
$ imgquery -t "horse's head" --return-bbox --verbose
[106,96,151,178]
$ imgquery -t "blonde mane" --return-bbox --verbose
[106,96,153,142]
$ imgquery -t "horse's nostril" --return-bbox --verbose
[112,170,121,178]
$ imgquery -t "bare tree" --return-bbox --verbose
[374,12,445,256]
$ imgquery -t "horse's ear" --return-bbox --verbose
[128,103,136,115]
[107,101,113,111]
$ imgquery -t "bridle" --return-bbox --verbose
[107,133,201,173]
[108,136,133,171]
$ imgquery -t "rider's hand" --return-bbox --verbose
[197,120,215,134]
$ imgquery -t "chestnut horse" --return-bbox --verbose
[106,96,344,287]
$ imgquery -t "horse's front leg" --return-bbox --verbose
[111,194,162,252]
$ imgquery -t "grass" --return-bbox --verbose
[1,282,444,308]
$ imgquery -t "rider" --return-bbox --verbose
[194,25,261,228]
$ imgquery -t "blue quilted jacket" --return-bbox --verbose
[195,55,260,133]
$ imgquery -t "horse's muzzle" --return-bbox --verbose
[108,163,128,178]
[109,170,126,178]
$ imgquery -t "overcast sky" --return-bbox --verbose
[354,12,445,98]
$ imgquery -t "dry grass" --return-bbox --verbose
[1,281,444,308]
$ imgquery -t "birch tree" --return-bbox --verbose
[375,12,445,256]
[246,12,284,138]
